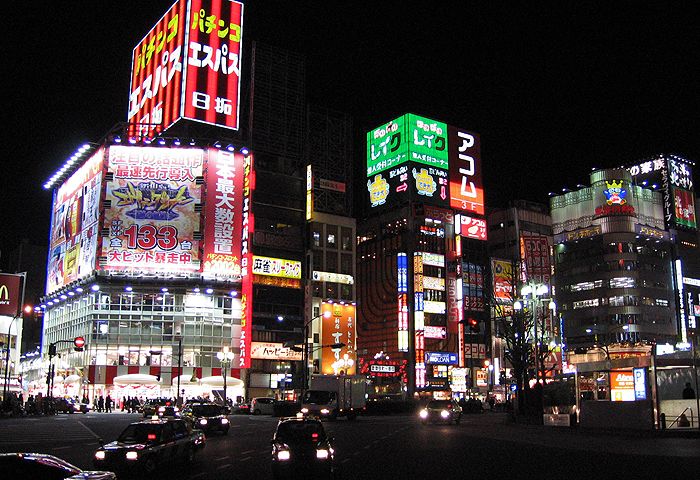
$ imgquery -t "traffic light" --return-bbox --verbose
[467,317,480,333]
[73,336,86,352]
[48,343,57,357]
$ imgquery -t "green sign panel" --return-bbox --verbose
[406,114,448,170]
[366,114,448,177]
[367,115,408,177]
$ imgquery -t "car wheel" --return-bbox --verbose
[253,408,261,415]
[144,456,157,474]
[455,415,461,425]
[222,428,229,435]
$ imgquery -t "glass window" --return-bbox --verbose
[326,251,338,271]
[340,254,353,275]
[341,227,353,251]
[326,225,338,249]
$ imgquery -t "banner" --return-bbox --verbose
[101,146,203,273]
[321,303,357,375]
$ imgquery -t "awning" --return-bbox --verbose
[113,374,160,386]
[199,376,244,388]
[52,375,64,384]
[172,374,200,385]
[64,374,81,384]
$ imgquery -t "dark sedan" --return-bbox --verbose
[419,399,462,425]
[271,417,336,480]
[182,402,230,434]
[1,453,115,479]
[94,418,205,475]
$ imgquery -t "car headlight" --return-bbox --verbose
[158,407,165,412]
[316,449,330,460]
[277,450,291,461]
[419,409,428,419]
[94,451,105,460]
[440,410,450,418]
[221,418,229,424]
[126,451,138,460]
[301,407,309,414]
[320,408,330,415]
[199,419,208,425]
[73,404,81,411]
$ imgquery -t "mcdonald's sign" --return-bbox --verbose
[0,273,23,317]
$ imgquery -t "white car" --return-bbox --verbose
[250,397,276,415]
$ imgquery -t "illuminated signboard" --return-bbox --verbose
[398,253,409,352]
[423,276,445,291]
[463,262,485,312]
[238,154,254,368]
[312,271,354,285]
[366,114,455,211]
[419,252,445,268]
[251,256,301,279]
[47,149,104,294]
[425,351,458,365]
[321,303,357,375]
[594,180,636,218]
[128,0,244,137]
[0,273,23,317]
[424,301,446,314]
[520,236,551,285]
[610,370,636,402]
[492,259,514,304]
[457,215,487,240]
[672,187,697,229]
[633,368,647,400]
[202,150,246,279]
[306,165,313,220]
[424,325,447,339]
[448,127,484,215]
[370,364,396,373]
[101,146,202,273]
[250,342,302,361]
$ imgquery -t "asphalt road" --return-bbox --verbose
[1,412,698,479]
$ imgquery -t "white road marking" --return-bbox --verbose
[240,457,252,461]
[216,463,232,470]
[342,458,351,464]
[77,420,102,440]
[215,456,230,461]
[53,446,71,451]
[241,450,255,455]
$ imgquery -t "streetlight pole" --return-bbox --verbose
[176,336,182,407]
[2,315,19,403]
[217,346,234,405]
[301,310,332,400]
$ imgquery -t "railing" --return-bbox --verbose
[664,407,696,429]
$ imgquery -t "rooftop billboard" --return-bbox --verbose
[128,0,244,138]
[47,149,104,295]
[366,114,483,215]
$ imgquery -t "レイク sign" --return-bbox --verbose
[128,0,244,138]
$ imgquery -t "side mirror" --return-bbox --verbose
[98,438,104,447]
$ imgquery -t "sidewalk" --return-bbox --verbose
[459,412,700,458]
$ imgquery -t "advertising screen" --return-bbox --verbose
[47,149,104,294]
[128,0,243,137]
[520,235,551,284]
[672,187,696,229]
[448,127,484,215]
[101,146,203,273]
[321,302,357,375]
[202,150,246,278]
[610,370,636,402]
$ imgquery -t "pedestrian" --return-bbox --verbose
[105,394,112,413]
[488,396,495,411]
[121,396,126,412]
[98,395,104,413]
[682,382,696,399]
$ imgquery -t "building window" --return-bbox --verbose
[326,225,338,249]
[341,227,353,251]
[326,251,338,271]
[609,277,635,289]
[340,254,353,275]
[312,231,321,248]
[573,298,599,309]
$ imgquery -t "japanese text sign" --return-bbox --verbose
[448,126,484,215]
[251,256,301,279]
[321,303,357,375]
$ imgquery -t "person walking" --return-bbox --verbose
[682,382,696,399]
[97,395,104,413]
[105,394,112,413]
[121,396,126,412]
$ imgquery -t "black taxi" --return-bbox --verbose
[182,402,230,435]
[94,418,205,475]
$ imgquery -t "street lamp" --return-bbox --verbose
[302,310,332,398]
[217,346,234,405]
[513,282,556,387]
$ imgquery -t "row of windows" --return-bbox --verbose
[562,260,667,276]
[90,345,235,368]
[569,296,670,310]
[557,242,668,264]
[311,224,354,251]
[564,277,668,292]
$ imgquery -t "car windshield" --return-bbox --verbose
[275,421,326,443]
[190,405,222,416]
[427,400,452,408]
[302,390,332,404]
[118,424,162,443]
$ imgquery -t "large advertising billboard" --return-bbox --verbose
[366,114,483,215]
[321,302,357,375]
[492,259,514,304]
[47,149,104,294]
[0,273,24,317]
[101,146,203,273]
[128,0,244,137]
[202,150,246,279]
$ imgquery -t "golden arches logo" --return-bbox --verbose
[0,284,9,301]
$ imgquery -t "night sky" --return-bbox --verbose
[3,1,699,265]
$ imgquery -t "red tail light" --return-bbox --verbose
[312,433,319,440]
[147,434,156,441]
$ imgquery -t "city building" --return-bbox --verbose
[357,113,487,400]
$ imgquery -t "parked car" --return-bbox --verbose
[232,402,251,414]
[181,402,230,434]
[271,416,336,480]
[1,453,115,479]
[93,418,205,475]
[251,397,276,415]
[419,399,462,425]
[54,397,89,414]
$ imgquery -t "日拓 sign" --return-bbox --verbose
[425,351,458,365]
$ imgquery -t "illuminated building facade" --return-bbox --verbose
[357,114,487,399]
[550,168,677,350]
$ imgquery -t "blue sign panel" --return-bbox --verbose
[633,367,647,400]
[425,351,458,365]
